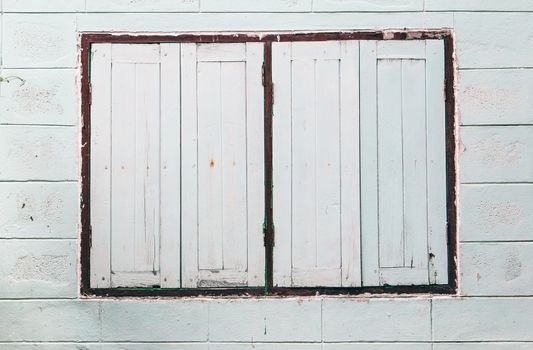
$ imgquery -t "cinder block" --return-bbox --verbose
[101,345,207,350]
[0,239,77,298]
[434,344,533,350]
[86,0,199,12]
[426,0,533,11]
[460,184,533,241]
[433,297,533,341]
[0,301,100,342]
[0,182,77,239]
[210,345,320,350]
[101,300,208,342]
[460,243,533,296]
[0,344,100,349]
[2,15,77,68]
[209,299,321,342]
[313,0,422,11]
[460,126,533,183]
[0,126,78,181]
[76,13,453,32]
[201,0,312,12]
[323,345,431,350]
[322,298,431,341]
[2,0,85,12]
[458,69,533,125]
[455,13,533,68]
[0,69,78,126]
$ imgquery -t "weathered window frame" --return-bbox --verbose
[80,30,457,297]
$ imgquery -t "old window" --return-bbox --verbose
[81,32,456,296]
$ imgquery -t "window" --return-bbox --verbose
[80,32,457,296]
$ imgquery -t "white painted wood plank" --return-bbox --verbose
[197,61,224,271]
[159,43,181,288]
[339,41,361,287]
[245,43,266,287]
[315,58,341,273]
[402,59,429,273]
[291,58,317,272]
[426,39,448,284]
[197,270,247,288]
[291,41,341,60]
[90,44,112,288]
[359,40,380,287]
[133,62,161,273]
[197,43,246,62]
[292,268,341,287]
[180,43,200,288]
[272,42,293,287]
[377,40,426,59]
[220,61,248,272]
[110,271,160,288]
[379,267,429,286]
[377,58,404,269]
[111,44,161,63]
[110,59,136,273]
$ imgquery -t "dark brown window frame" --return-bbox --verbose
[80,30,458,298]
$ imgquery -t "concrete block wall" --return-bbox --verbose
[1,0,532,348]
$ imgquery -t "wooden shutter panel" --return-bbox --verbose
[90,44,181,288]
[91,42,265,289]
[272,41,361,287]
[180,43,265,288]
[360,40,448,286]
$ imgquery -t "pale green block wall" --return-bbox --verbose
[1,1,533,347]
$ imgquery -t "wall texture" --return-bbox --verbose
[1,0,533,348]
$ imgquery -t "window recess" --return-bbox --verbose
[81,32,456,296]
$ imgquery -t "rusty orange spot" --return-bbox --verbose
[210,159,215,168]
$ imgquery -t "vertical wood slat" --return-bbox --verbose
[110,58,136,273]
[221,62,248,272]
[181,43,265,288]
[160,44,181,288]
[90,43,112,288]
[360,40,380,287]
[273,41,361,287]
[272,42,293,287]
[291,57,317,273]
[246,43,266,286]
[361,40,447,286]
[339,40,361,287]
[426,39,448,284]
[181,43,199,288]
[133,61,161,272]
[377,59,404,269]
[197,60,224,271]
[402,58,428,270]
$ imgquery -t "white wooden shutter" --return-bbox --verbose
[360,40,448,286]
[90,43,181,288]
[180,43,265,288]
[272,41,361,287]
[90,42,264,289]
